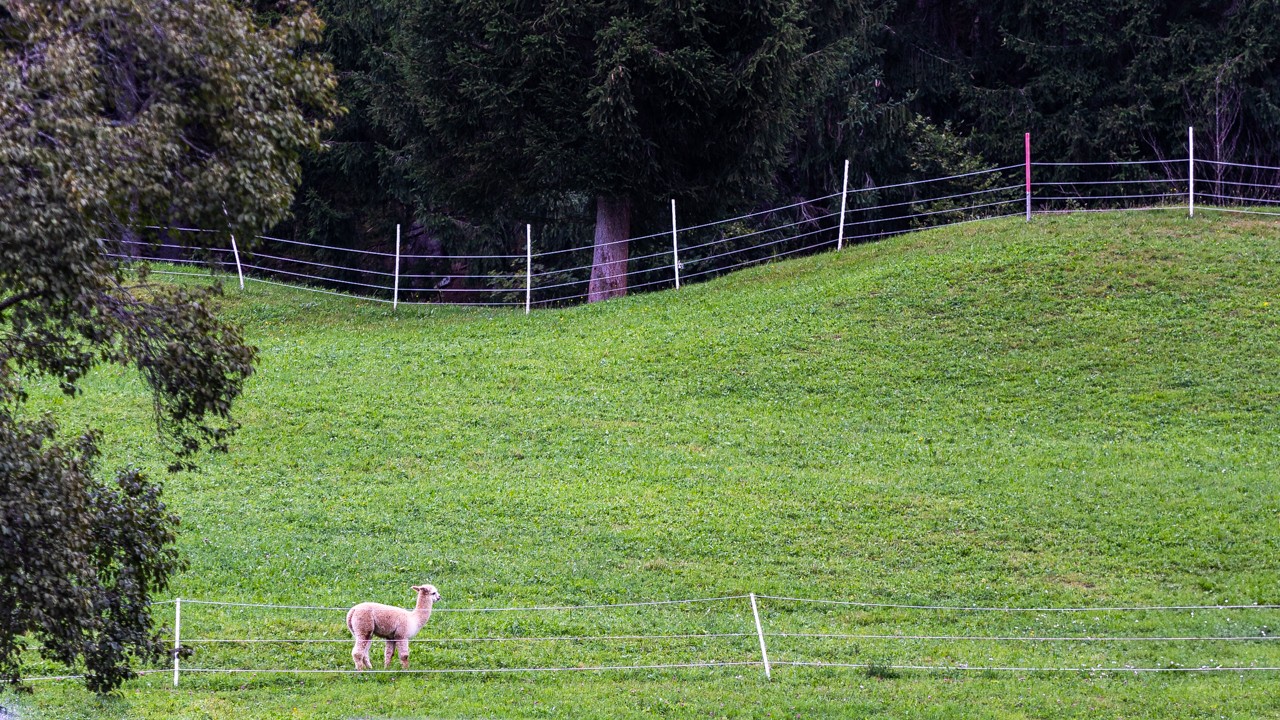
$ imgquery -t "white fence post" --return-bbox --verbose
[836,159,849,251]
[172,597,181,687]
[749,593,771,680]
[1025,132,1031,221]
[525,224,532,315]
[222,204,245,290]
[230,236,244,289]
[394,224,401,309]
[671,199,680,289]
[1188,126,1195,218]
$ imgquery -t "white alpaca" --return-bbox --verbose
[346,584,441,670]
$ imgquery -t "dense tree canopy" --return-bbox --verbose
[264,0,1277,300]
[382,0,819,300]
[882,0,1280,170]
[0,0,336,691]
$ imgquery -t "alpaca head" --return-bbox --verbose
[411,584,441,604]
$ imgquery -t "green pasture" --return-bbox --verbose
[7,210,1280,718]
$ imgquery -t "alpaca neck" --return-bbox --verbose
[408,597,433,634]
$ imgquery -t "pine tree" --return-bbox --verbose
[381,0,811,300]
[881,0,1280,171]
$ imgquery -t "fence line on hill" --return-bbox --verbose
[25,591,1277,685]
[160,591,1280,683]
[113,130,1280,310]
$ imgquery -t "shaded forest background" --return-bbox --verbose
[239,0,1279,301]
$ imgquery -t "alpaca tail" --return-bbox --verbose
[345,607,354,635]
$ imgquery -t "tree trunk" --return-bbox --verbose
[588,195,631,302]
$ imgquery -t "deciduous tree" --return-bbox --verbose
[0,0,336,691]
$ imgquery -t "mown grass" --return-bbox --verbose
[6,209,1280,719]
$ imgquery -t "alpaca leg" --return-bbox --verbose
[384,639,396,669]
[397,639,410,669]
[353,637,372,671]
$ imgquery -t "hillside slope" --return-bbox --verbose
[16,210,1280,719]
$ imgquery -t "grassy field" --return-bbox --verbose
[6,210,1280,719]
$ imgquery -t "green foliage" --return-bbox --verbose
[904,115,1012,225]
[0,425,183,694]
[283,0,849,300]
[777,0,907,200]
[885,0,1280,169]
[271,0,1280,294]
[866,663,901,680]
[0,0,337,692]
[278,0,414,249]
[11,211,1280,717]
[386,0,809,218]
[906,116,989,179]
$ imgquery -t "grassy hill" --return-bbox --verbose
[9,210,1280,719]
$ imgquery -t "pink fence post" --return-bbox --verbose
[1025,132,1031,221]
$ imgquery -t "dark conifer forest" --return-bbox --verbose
[259,0,1278,298]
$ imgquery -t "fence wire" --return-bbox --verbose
[20,590,1278,684]
[109,153,1280,310]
